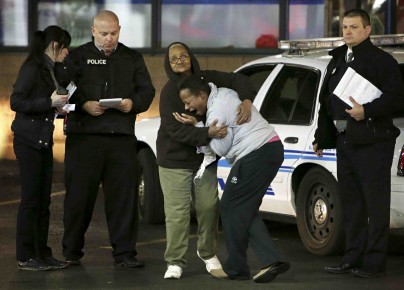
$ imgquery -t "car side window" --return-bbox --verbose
[237,65,276,101]
[260,65,319,125]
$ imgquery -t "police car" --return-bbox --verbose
[135,35,404,255]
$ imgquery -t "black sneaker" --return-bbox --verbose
[253,261,291,283]
[43,257,69,269]
[114,255,145,268]
[65,258,81,266]
[18,258,52,271]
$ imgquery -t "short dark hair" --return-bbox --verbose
[178,75,211,96]
[344,9,371,27]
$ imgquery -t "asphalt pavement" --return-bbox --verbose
[1,159,404,290]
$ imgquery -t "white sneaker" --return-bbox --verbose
[197,251,227,278]
[164,265,182,279]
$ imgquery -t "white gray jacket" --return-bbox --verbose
[196,83,278,166]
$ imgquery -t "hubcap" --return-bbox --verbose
[313,198,328,225]
[306,183,334,242]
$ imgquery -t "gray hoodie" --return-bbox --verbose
[198,83,278,166]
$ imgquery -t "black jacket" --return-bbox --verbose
[314,38,404,148]
[156,42,256,170]
[10,59,57,149]
[65,42,155,135]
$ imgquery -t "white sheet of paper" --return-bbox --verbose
[333,67,382,107]
[99,98,122,107]
[54,82,77,118]
[66,82,77,100]
[62,104,75,111]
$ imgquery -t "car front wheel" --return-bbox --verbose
[296,167,344,255]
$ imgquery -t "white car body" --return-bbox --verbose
[135,36,404,254]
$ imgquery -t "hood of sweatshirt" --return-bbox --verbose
[164,42,202,84]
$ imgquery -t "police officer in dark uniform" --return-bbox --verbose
[62,10,155,267]
[10,25,71,271]
[313,9,404,278]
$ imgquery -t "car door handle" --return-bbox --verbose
[284,137,298,144]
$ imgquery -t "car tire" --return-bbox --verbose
[296,167,344,255]
[137,147,165,224]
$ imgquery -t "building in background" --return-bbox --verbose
[0,0,402,160]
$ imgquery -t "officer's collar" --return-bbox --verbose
[329,37,372,58]
[93,42,117,55]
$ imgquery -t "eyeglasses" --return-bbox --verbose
[169,55,189,64]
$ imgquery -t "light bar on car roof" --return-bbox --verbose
[370,34,404,46]
[279,37,344,50]
[279,34,404,50]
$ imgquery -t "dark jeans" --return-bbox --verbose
[13,136,53,261]
[220,141,284,279]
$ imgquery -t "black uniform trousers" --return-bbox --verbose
[63,134,139,260]
[13,135,53,261]
[220,141,284,279]
[336,133,395,273]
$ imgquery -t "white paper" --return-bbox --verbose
[333,67,382,107]
[62,104,75,111]
[66,82,77,100]
[55,82,77,118]
[99,98,122,107]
